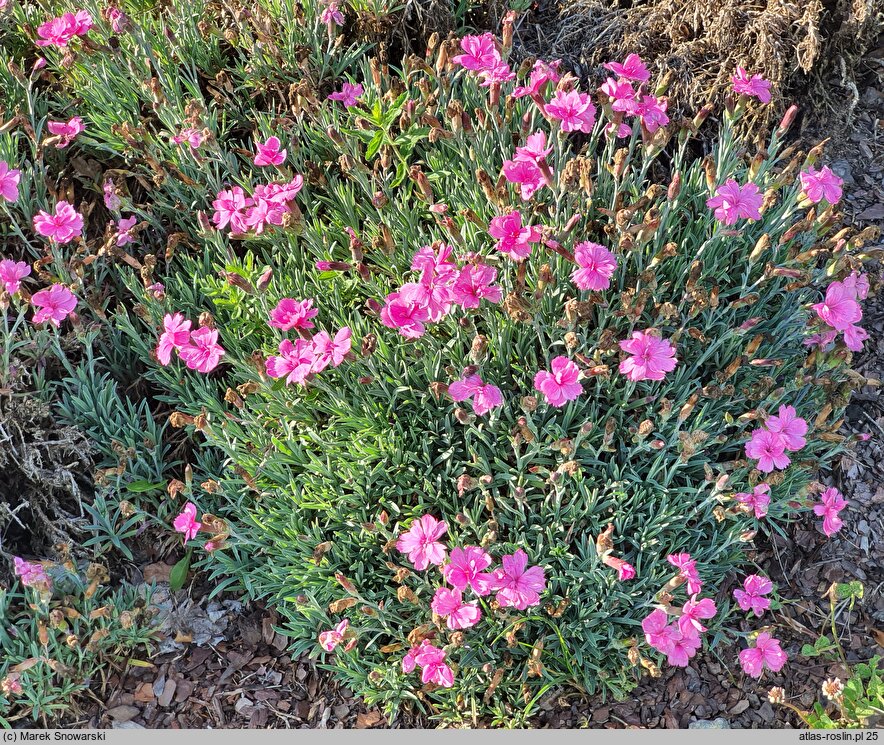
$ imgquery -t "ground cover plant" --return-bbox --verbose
[0,0,880,727]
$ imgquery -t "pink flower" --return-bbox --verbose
[604,54,651,83]
[642,609,678,654]
[813,486,847,537]
[318,619,349,651]
[599,77,638,114]
[842,271,870,301]
[212,186,252,233]
[489,210,541,261]
[745,428,790,473]
[442,546,494,596]
[46,116,85,148]
[173,502,201,541]
[799,166,843,205]
[636,95,669,133]
[33,201,84,244]
[254,136,286,167]
[396,514,448,571]
[804,329,838,349]
[448,374,503,416]
[36,11,92,47]
[178,327,225,373]
[103,179,121,210]
[156,312,192,365]
[618,331,677,382]
[452,33,499,72]
[732,67,772,104]
[734,483,771,519]
[667,628,703,667]
[667,553,702,595]
[311,327,352,372]
[327,83,363,107]
[603,556,636,581]
[265,338,315,385]
[31,284,77,327]
[606,121,634,139]
[380,285,431,339]
[114,215,138,246]
[171,127,204,149]
[512,59,561,98]
[733,574,773,617]
[843,323,868,352]
[478,60,514,87]
[431,587,481,630]
[514,131,553,165]
[572,241,617,291]
[13,557,51,589]
[534,356,583,407]
[677,596,717,635]
[319,0,344,25]
[739,632,787,678]
[411,642,454,687]
[269,297,318,331]
[812,281,862,331]
[490,549,546,610]
[452,263,502,308]
[502,158,544,201]
[0,259,30,294]
[0,161,21,203]
[706,180,763,225]
[545,90,596,133]
[765,405,807,451]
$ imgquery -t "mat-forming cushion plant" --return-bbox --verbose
[0,0,876,725]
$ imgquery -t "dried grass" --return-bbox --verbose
[506,0,882,131]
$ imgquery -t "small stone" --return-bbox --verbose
[112,722,145,730]
[830,160,855,185]
[107,705,140,722]
[730,700,750,715]
[689,717,730,729]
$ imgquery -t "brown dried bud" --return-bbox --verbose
[361,333,377,357]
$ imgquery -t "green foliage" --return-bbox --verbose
[805,658,884,729]
[0,567,155,726]
[0,0,872,727]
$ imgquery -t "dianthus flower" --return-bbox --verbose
[431,587,481,630]
[618,330,677,382]
[0,161,21,203]
[451,263,502,308]
[171,127,205,149]
[799,165,843,205]
[667,553,702,595]
[13,557,51,589]
[46,116,85,148]
[489,549,546,610]
[396,514,448,570]
[380,285,432,339]
[33,201,84,244]
[545,89,596,133]
[327,83,363,107]
[448,374,503,416]
[765,405,807,451]
[604,54,651,82]
[173,502,201,541]
[114,215,137,246]
[254,136,286,167]
[265,338,315,385]
[732,67,771,103]
[318,619,349,651]
[212,186,252,233]
[739,632,787,678]
[733,574,773,617]
[745,428,790,473]
[156,312,191,365]
[442,546,494,595]
[599,77,638,114]
[502,158,544,200]
[178,327,225,373]
[488,210,541,261]
[706,180,763,225]
[31,284,77,326]
[734,483,771,519]
[451,33,499,72]
[534,356,583,407]
[269,297,318,331]
[813,486,847,537]
[812,280,862,331]
[635,95,669,133]
[36,10,92,47]
[310,327,352,372]
[0,259,30,294]
[677,596,717,635]
[572,241,617,291]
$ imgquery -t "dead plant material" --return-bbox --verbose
[508,0,882,132]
